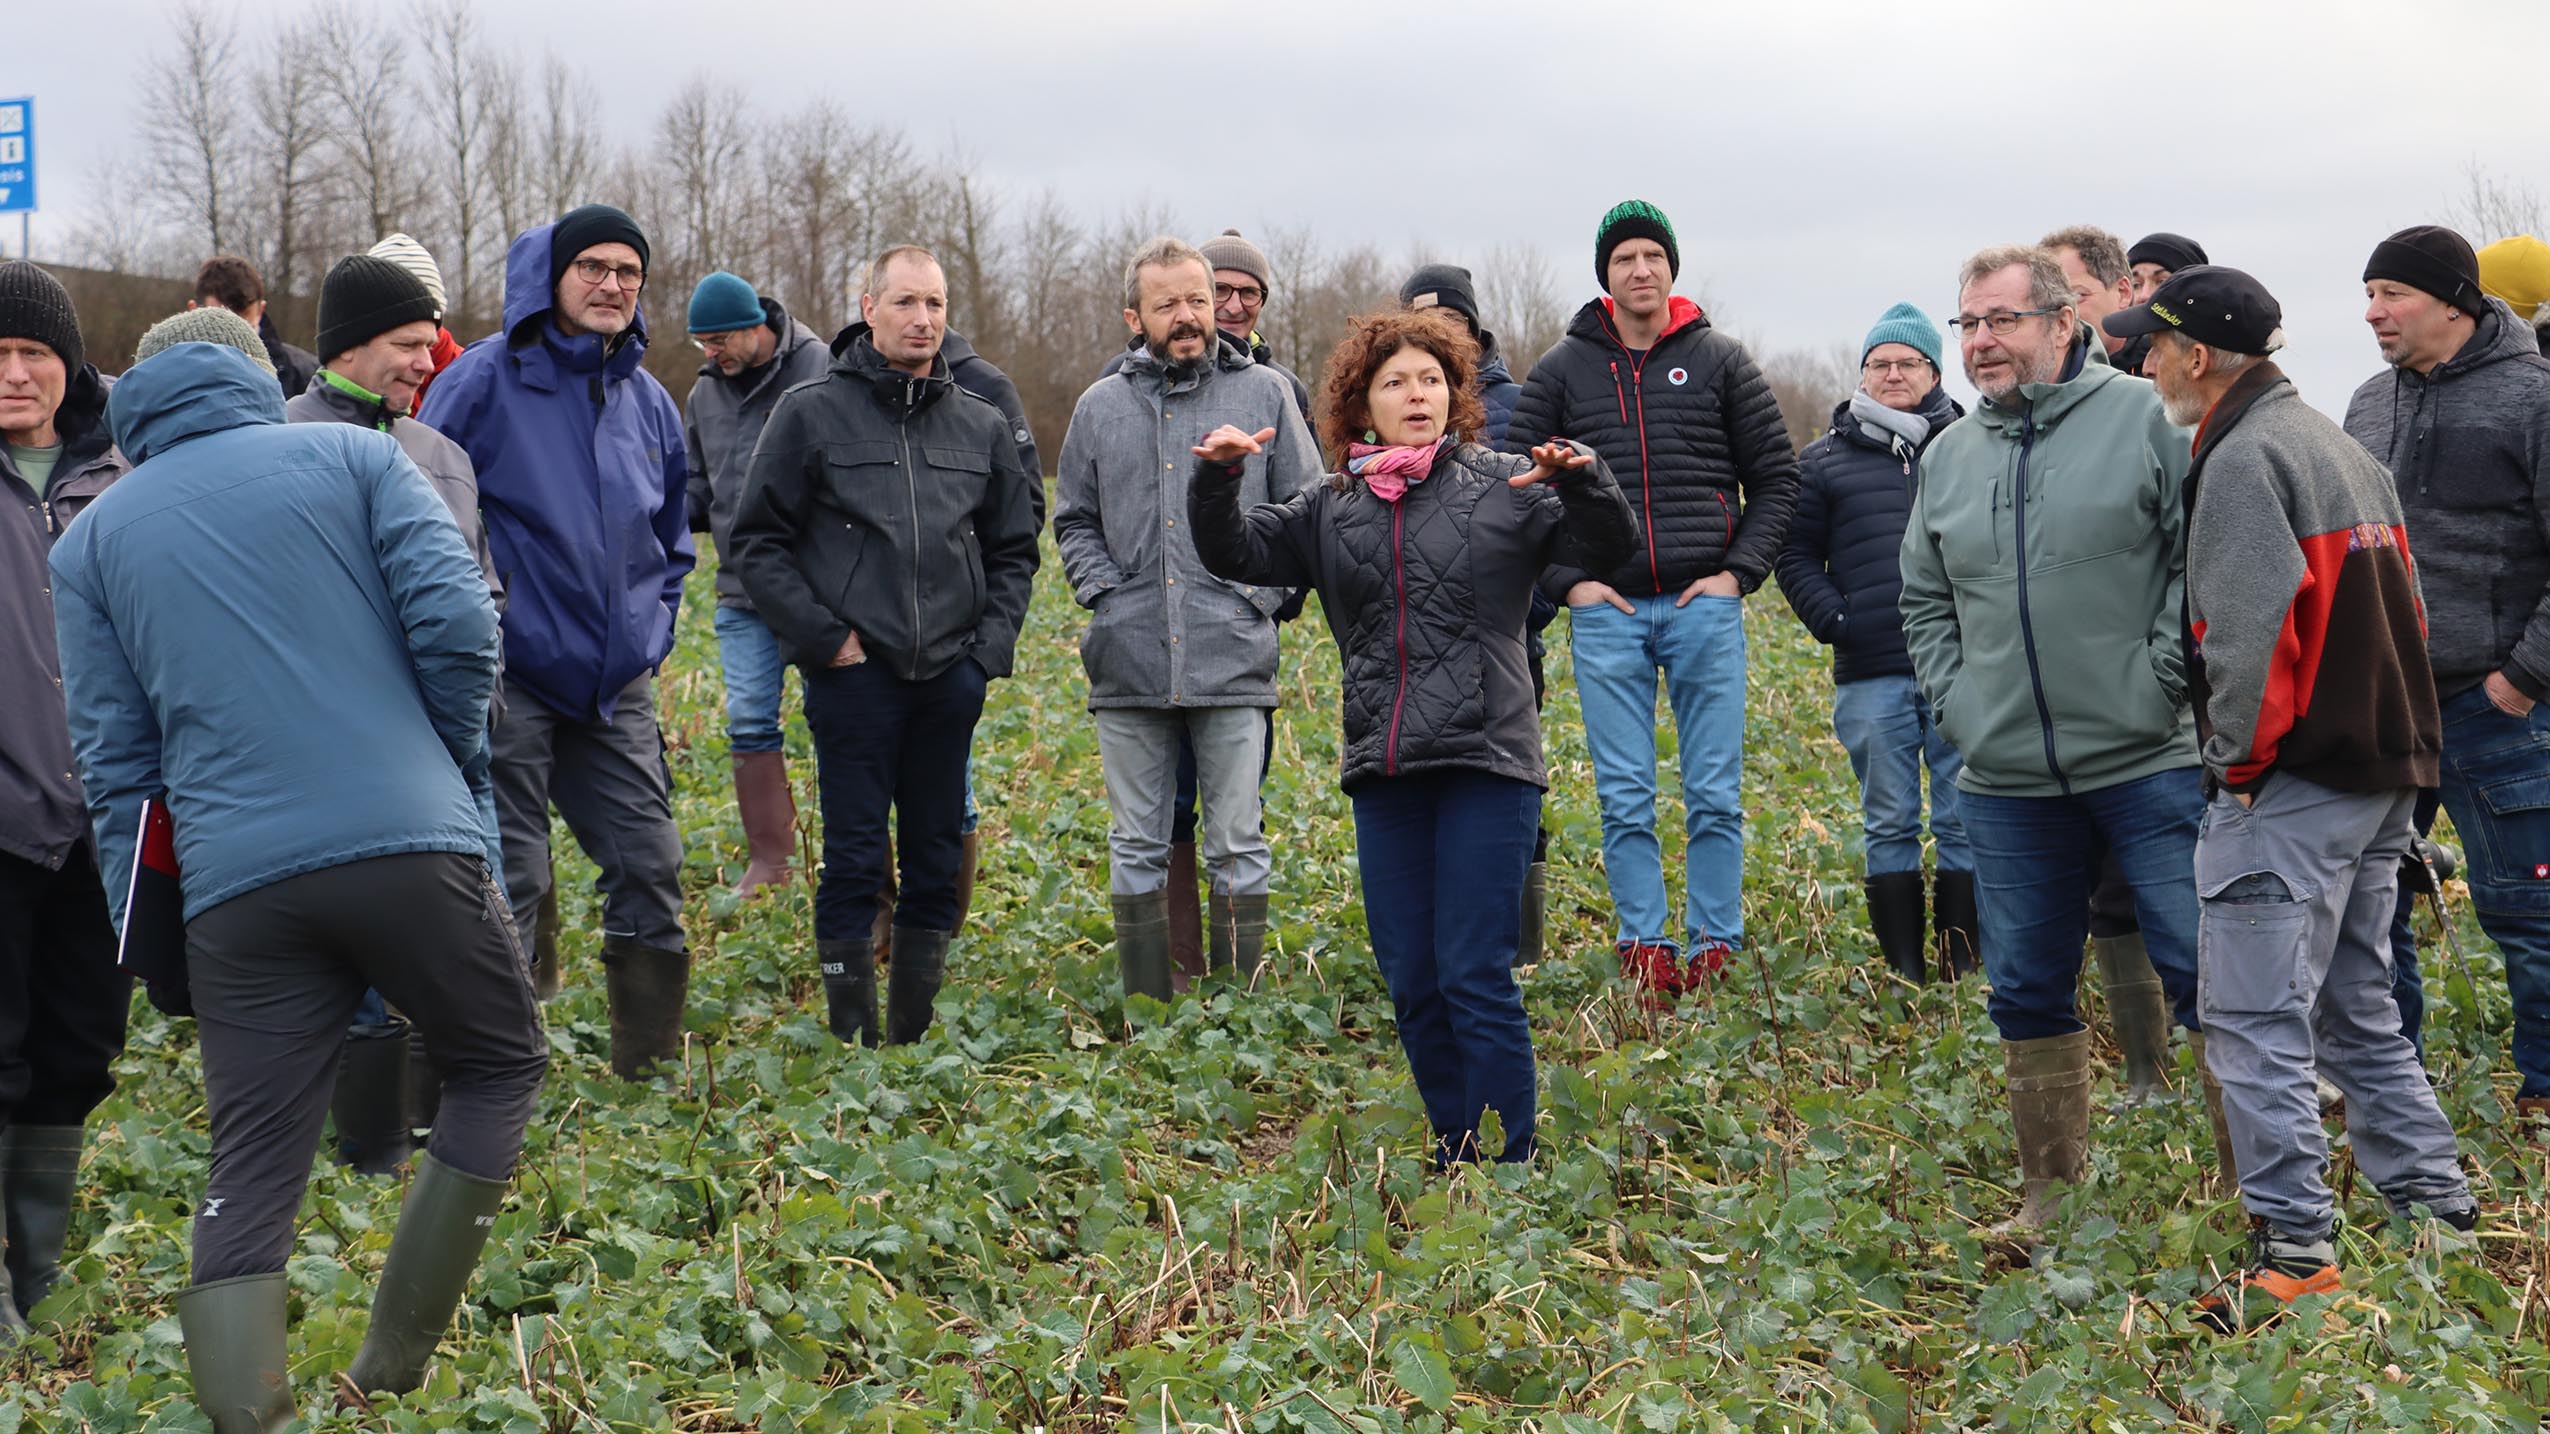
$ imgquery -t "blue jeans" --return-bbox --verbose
[1960,767,2205,1041]
[1831,675,1970,878]
[1569,594,1747,950]
[713,605,789,754]
[1351,770,1541,1165]
[2432,684,2550,1098]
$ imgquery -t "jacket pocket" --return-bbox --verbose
[2194,807,2318,1017]
[826,528,872,626]
[821,440,904,515]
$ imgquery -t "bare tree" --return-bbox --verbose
[421,1,497,321]
[753,102,862,326]
[2441,160,2545,244]
[1474,241,1568,378]
[245,14,331,300]
[140,2,245,255]
[1756,341,1862,452]
[313,2,417,241]
[656,76,756,287]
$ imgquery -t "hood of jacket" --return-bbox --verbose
[48,364,118,472]
[1565,295,1708,349]
[107,343,287,466]
[826,322,960,418]
[2435,296,2546,379]
[499,219,651,374]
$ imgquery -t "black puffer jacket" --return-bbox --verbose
[1775,386,1963,684]
[1506,297,1798,597]
[1189,442,1637,791]
[730,327,1042,681]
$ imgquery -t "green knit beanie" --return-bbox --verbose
[1595,200,1679,289]
[134,307,277,374]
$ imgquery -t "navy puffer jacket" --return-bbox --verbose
[1506,297,1799,597]
[1775,386,1963,684]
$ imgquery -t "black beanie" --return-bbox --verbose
[315,254,439,360]
[0,260,84,375]
[1594,200,1679,289]
[1399,263,1482,334]
[2127,232,2208,272]
[2365,225,2484,312]
[548,204,650,294]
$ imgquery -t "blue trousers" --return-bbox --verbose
[1351,769,1541,1164]
[2428,685,2550,1098]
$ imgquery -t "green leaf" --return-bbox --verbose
[1389,1329,1456,1412]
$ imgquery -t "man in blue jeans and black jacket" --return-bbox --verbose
[1506,200,1799,1007]
[2346,224,2550,1129]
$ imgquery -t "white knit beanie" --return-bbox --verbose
[367,232,448,320]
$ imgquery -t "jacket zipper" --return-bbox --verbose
[2011,405,2069,793]
[1386,502,1409,775]
[899,379,923,657]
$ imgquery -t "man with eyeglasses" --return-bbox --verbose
[419,204,696,1083]
[1900,244,2205,1232]
[681,272,830,902]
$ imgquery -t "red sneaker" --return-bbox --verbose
[1686,941,1735,988]
[1617,939,1683,1011]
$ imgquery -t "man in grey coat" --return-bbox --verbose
[1054,237,1318,1002]
[2346,224,2550,1130]
[286,251,507,1178]
[682,272,830,899]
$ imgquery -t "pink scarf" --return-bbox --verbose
[1344,436,1450,503]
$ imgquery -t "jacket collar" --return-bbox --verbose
[2191,360,2288,462]
[1973,326,2125,432]
[1120,330,1252,394]
[828,323,953,418]
[308,368,402,429]
[1573,295,1708,351]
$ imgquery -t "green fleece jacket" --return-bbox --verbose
[1899,335,2197,796]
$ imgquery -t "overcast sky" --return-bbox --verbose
[12,0,2549,413]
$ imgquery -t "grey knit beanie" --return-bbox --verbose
[135,307,277,374]
[1198,229,1272,295]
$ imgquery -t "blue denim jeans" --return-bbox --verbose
[713,605,789,754]
[1831,675,1970,878]
[2432,684,2550,1098]
[1960,767,2205,1041]
[1568,593,1747,950]
[1351,769,1541,1165]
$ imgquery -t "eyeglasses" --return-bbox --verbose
[1947,307,2060,338]
[693,330,753,353]
[1213,282,1265,307]
[1863,357,1933,376]
[570,258,646,289]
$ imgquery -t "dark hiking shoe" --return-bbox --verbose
[2195,1223,2341,1333]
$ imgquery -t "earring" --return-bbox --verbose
[1363,429,1378,444]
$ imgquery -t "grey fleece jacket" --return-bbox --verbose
[1053,334,1319,709]
[2344,297,2550,698]
[683,304,831,608]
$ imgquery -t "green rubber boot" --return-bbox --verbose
[1111,891,1173,1004]
[343,1152,508,1398]
[1206,892,1269,987]
[3,1123,87,1319]
[176,1271,295,1433]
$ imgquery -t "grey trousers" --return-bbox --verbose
[1094,707,1271,896]
[2197,773,2471,1239]
[489,674,687,951]
[185,852,549,1283]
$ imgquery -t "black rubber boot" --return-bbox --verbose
[818,937,880,1048]
[884,927,948,1046]
[1865,870,1929,983]
[601,936,690,1080]
[1112,891,1174,1004]
[2094,933,2172,1105]
[1207,891,1270,986]
[1933,868,1980,979]
[176,1272,295,1432]
[334,1024,414,1176]
[3,1123,84,1320]
[343,1153,508,1398]
[1515,862,1547,970]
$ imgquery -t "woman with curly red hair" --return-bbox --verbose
[1187,310,1638,1165]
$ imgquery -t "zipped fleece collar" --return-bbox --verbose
[827,322,955,419]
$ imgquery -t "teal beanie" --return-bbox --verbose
[1861,301,1943,371]
[686,272,765,335]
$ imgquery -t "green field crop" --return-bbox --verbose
[5,525,2544,1431]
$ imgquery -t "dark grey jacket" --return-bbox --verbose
[286,375,503,611]
[730,327,1041,681]
[2345,298,2550,698]
[3,367,130,869]
[1191,441,1637,791]
[941,328,1044,521]
[1054,334,1319,709]
[683,300,830,608]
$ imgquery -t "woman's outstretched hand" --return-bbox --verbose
[1193,425,1278,464]
[1511,440,1593,487]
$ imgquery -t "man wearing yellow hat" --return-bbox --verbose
[2478,235,2550,354]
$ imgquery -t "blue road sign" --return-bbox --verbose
[0,99,34,215]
